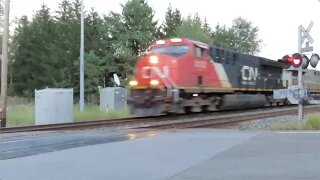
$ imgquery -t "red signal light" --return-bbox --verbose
[279,55,291,69]
[291,53,303,68]
[281,53,302,68]
[280,53,310,69]
[287,56,294,62]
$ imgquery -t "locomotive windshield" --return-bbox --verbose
[152,45,190,57]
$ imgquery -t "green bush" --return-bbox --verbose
[270,121,308,131]
[306,115,320,130]
[269,114,320,131]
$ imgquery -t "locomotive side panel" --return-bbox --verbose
[210,46,284,92]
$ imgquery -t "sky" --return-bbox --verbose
[7,0,320,61]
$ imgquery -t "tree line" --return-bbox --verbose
[8,0,262,103]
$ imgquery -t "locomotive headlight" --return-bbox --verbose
[129,80,138,86]
[150,80,159,86]
[170,38,182,43]
[156,40,165,45]
[149,56,159,64]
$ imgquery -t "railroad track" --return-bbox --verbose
[1,105,320,134]
[142,105,320,129]
[0,115,164,134]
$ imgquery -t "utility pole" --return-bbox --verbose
[0,0,9,127]
[80,0,84,112]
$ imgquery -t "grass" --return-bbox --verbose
[270,114,320,131]
[73,105,131,121]
[7,104,35,127]
[7,104,131,127]
[306,115,320,130]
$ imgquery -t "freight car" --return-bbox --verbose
[127,38,311,116]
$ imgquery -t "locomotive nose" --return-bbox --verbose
[129,53,172,88]
[142,53,164,66]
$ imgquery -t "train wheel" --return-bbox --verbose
[184,106,192,114]
[201,105,208,112]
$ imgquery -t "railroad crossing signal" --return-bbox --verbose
[310,53,320,68]
[299,21,314,53]
[279,53,309,69]
[278,21,320,70]
[279,52,320,69]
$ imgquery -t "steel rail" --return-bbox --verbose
[140,105,320,129]
[0,116,159,134]
[1,105,319,134]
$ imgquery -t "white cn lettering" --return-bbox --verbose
[242,66,258,81]
[141,67,152,78]
[141,66,169,79]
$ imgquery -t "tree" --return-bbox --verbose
[11,5,56,96]
[55,1,109,102]
[212,24,232,48]
[176,14,213,44]
[85,8,104,57]
[213,17,262,54]
[121,0,158,55]
[101,12,137,85]
[99,0,159,84]
[161,4,182,38]
[202,18,212,36]
[11,0,109,99]
[54,0,82,89]
[11,16,32,96]
[73,52,106,103]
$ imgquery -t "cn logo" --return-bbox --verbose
[141,66,169,79]
[242,66,258,81]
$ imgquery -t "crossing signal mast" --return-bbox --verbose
[278,21,320,121]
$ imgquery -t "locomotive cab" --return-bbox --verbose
[128,38,195,115]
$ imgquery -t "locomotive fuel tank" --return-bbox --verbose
[219,94,267,110]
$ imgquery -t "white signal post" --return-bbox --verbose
[297,21,314,121]
[298,26,303,120]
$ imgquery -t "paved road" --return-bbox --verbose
[0,129,149,160]
[0,129,320,180]
[169,131,320,180]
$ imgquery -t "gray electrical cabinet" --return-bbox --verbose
[35,88,73,125]
[100,87,127,112]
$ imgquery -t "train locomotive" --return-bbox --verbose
[128,38,320,116]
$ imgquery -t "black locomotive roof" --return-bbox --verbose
[210,45,286,69]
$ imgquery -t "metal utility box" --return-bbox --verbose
[35,88,73,125]
[100,87,127,112]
